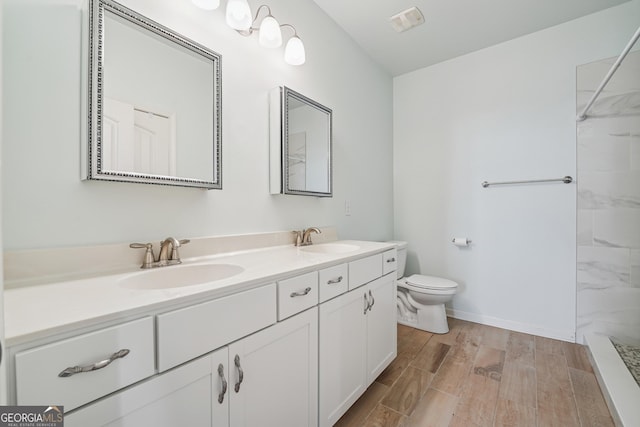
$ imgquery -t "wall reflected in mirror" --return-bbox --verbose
[270,86,332,197]
[85,0,222,189]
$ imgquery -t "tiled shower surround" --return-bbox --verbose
[576,50,640,344]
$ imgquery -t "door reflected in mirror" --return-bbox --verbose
[85,0,222,189]
[270,87,332,197]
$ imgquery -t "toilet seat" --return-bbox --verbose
[405,274,458,291]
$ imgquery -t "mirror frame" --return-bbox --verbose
[85,0,222,189]
[270,86,333,197]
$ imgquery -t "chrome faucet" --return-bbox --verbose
[300,227,321,246]
[130,237,190,269]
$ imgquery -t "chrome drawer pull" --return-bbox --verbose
[368,290,375,311]
[327,276,343,285]
[58,349,130,378]
[234,355,244,393]
[217,364,228,404]
[364,293,370,314]
[386,257,396,263]
[290,287,312,298]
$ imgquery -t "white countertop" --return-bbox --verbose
[4,240,396,346]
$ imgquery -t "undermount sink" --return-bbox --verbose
[300,243,360,254]
[119,263,244,290]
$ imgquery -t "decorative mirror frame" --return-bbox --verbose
[269,86,333,197]
[85,0,222,189]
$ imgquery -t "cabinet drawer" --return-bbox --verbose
[348,254,382,290]
[319,263,348,303]
[277,271,318,320]
[15,317,155,412]
[157,284,276,372]
[382,249,398,276]
[65,353,220,427]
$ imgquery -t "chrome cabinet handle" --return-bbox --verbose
[234,355,244,393]
[217,364,228,404]
[364,293,370,314]
[327,276,343,285]
[290,287,312,298]
[368,290,375,311]
[386,257,396,263]
[58,349,130,377]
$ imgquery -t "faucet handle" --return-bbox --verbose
[170,239,190,263]
[130,243,156,269]
[292,230,303,246]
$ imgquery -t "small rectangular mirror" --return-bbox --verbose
[269,86,333,197]
[84,0,222,189]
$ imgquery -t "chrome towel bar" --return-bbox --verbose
[481,176,573,188]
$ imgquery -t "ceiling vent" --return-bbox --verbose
[389,6,425,33]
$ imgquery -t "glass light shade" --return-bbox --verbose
[259,15,282,48]
[226,0,252,30]
[284,36,305,65]
[191,0,220,10]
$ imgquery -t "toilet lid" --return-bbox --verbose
[405,274,458,290]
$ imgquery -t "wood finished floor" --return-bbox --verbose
[336,319,614,427]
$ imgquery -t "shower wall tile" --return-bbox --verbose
[577,246,630,289]
[576,51,640,343]
[593,208,640,249]
[577,53,640,96]
[578,115,640,137]
[577,171,640,209]
[577,209,593,245]
[632,137,640,170]
[576,287,640,343]
[577,135,629,172]
[631,250,640,288]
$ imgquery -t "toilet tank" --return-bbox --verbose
[389,241,408,279]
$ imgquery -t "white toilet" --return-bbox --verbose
[393,241,458,334]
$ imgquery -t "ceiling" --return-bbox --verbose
[311,0,631,76]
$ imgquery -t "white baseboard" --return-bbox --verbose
[446,308,576,342]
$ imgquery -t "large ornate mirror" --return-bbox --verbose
[269,86,332,197]
[85,0,222,189]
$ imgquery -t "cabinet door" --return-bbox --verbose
[319,288,367,427]
[228,307,318,427]
[211,347,231,427]
[365,274,397,385]
[65,350,225,427]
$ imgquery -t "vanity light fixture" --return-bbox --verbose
[226,0,252,30]
[191,0,306,65]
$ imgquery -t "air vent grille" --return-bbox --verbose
[389,7,425,33]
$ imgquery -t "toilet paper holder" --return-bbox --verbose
[451,238,472,246]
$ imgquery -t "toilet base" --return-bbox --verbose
[396,299,450,334]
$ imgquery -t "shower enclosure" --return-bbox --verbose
[576,46,640,426]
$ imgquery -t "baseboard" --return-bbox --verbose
[446,308,576,342]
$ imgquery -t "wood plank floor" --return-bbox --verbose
[336,319,614,427]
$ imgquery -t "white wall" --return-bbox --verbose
[1,0,393,250]
[393,1,640,341]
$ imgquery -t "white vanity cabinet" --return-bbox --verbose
[7,241,396,427]
[65,305,318,427]
[318,250,397,427]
